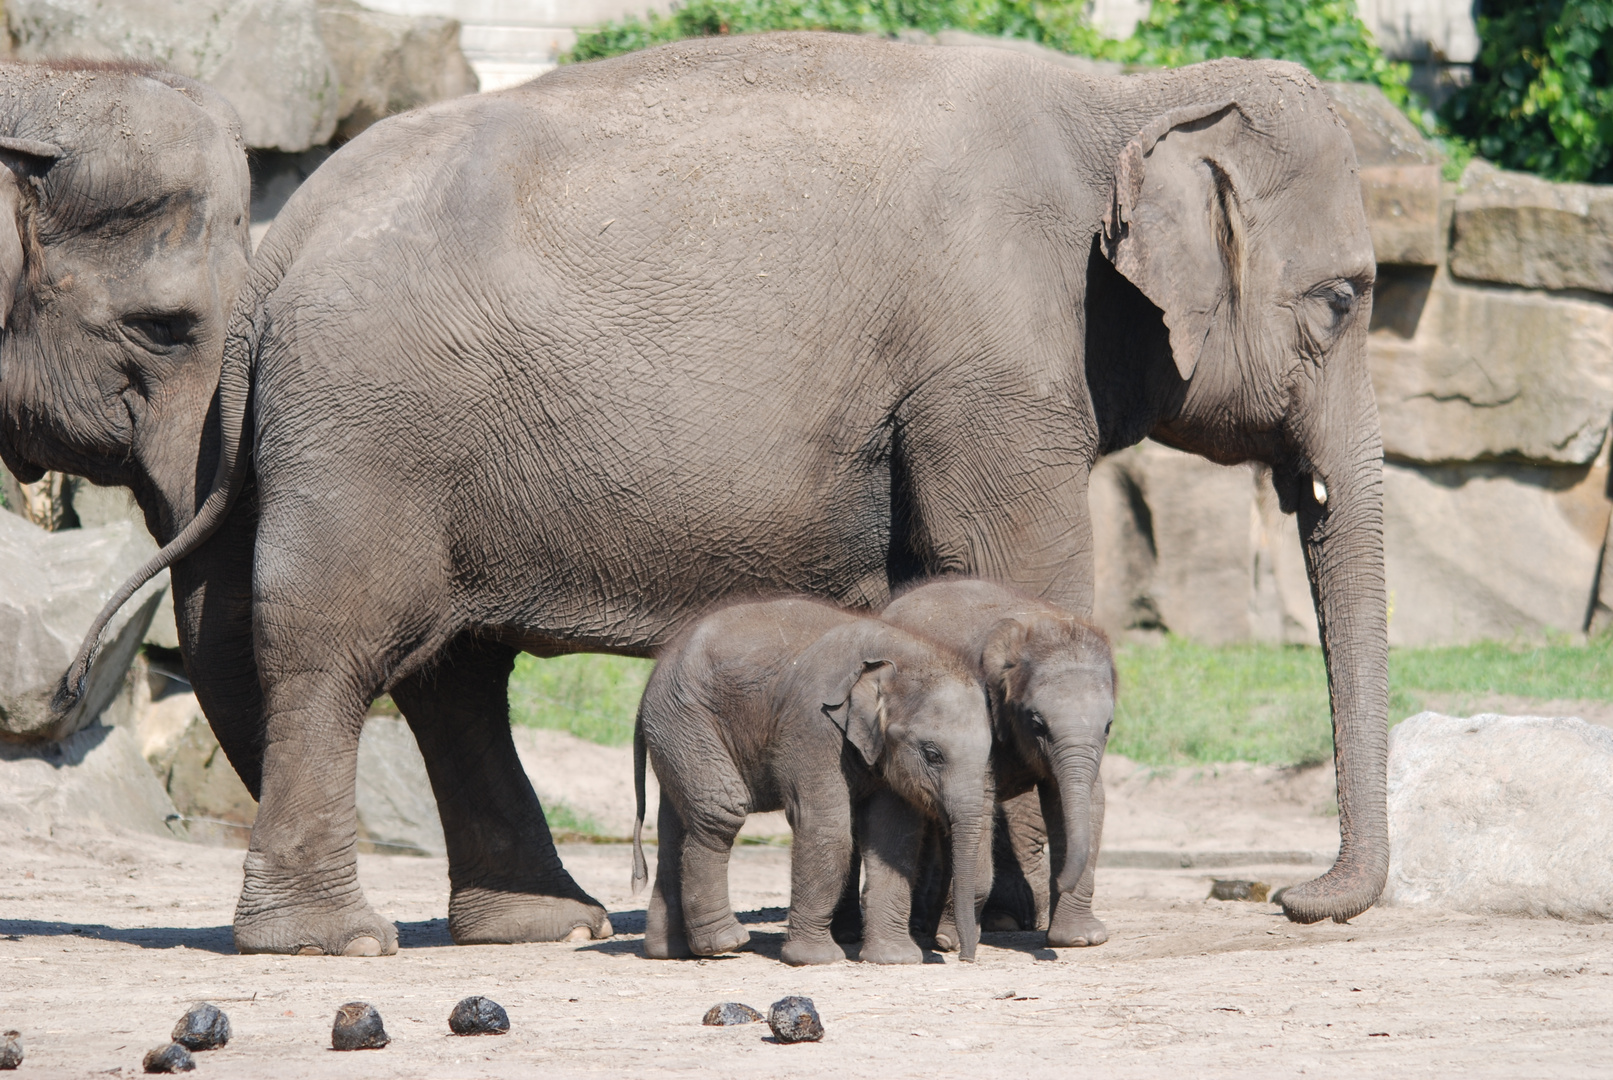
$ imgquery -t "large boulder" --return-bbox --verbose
[1384,712,1613,920]
[1450,160,1613,295]
[0,722,180,838]
[354,714,444,855]
[1383,461,1607,645]
[1369,265,1613,465]
[7,0,342,153]
[1323,82,1445,267]
[316,0,477,142]
[1090,441,1316,645]
[0,510,166,743]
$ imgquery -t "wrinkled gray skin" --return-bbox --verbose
[883,578,1114,949]
[4,32,1386,953]
[633,598,994,965]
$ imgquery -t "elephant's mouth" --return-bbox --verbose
[0,427,45,484]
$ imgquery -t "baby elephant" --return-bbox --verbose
[633,597,994,965]
[883,578,1115,949]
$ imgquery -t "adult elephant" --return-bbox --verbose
[10,33,1386,955]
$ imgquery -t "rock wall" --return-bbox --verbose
[1097,84,1613,648]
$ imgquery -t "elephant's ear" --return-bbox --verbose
[822,660,893,767]
[979,618,1027,705]
[0,136,60,331]
[1102,101,1248,382]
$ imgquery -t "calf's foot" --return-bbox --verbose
[449,887,612,945]
[859,937,922,964]
[781,936,846,966]
[1047,904,1108,947]
[687,915,750,957]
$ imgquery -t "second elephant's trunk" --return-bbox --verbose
[1050,749,1100,895]
[949,817,984,961]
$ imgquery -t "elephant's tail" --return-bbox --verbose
[51,303,259,718]
[631,710,649,895]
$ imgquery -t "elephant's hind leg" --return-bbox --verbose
[644,792,693,958]
[392,635,610,945]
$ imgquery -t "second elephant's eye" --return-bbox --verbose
[921,744,944,767]
[1028,712,1050,738]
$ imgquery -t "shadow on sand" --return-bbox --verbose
[0,919,235,954]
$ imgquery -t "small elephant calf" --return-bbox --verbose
[884,578,1115,949]
[633,597,995,964]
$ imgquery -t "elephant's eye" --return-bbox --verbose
[122,312,196,354]
[1104,719,1113,738]
[920,744,944,767]
[1027,711,1050,738]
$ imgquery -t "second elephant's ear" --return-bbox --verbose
[980,618,1027,705]
[822,660,892,767]
[1101,101,1249,382]
[0,135,60,331]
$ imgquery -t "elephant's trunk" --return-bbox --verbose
[1279,338,1390,924]
[949,814,985,962]
[1051,749,1100,895]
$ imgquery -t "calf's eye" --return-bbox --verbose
[921,745,944,767]
[1028,712,1050,738]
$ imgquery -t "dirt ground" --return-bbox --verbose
[4,750,1612,1079]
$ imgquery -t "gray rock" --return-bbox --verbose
[0,501,168,742]
[1369,265,1613,466]
[703,1002,764,1026]
[0,723,181,839]
[766,996,823,1043]
[54,480,179,649]
[171,1003,231,1052]
[318,0,477,142]
[1090,442,1315,645]
[1382,460,1605,645]
[1208,879,1270,902]
[0,1030,20,1070]
[1451,160,1613,295]
[1323,82,1445,267]
[141,1042,194,1073]
[332,1002,389,1050]
[160,714,258,833]
[1384,712,1613,919]
[355,715,445,856]
[448,996,509,1035]
[8,0,340,152]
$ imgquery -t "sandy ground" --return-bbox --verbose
[4,753,1613,1078]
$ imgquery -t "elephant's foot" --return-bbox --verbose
[234,855,399,956]
[234,901,398,956]
[982,910,1027,932]
[859,937,922,964]
[1047,910,1108,948]
[448,887,612,945]
[642,929,694,959]
[931,914,960,952]
[780,936,846,966]
[687,915,750,957]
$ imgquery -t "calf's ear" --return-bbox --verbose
[1102,101,1248,382]
[979,618,1027,704]
[822,660,892,766]
[0,136,60,331]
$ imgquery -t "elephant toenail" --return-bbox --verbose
[341,936,384,957]
[296,945,324,956]
[563,926,592,943]
[596,917,614,939]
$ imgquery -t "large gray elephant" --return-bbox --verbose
[634,597,993,964]
[6,31,1386,955]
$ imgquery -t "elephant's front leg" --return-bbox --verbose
[392,635,610,945]
[232,661,397,956]
[857,789,923,964]
[781,798,855,966]
[1043,776,1108,947]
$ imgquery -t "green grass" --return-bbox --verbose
[508,636,1613,770]
[1113,634,1613,768]
[508,652,654,746]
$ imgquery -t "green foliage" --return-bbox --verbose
[1105,0,1410,96]
[1442,0,1613,183]
[508,652,653,745]
[567,0,1411,107]
[1111,634,1613,768]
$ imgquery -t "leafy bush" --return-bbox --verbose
[567,0,1410,107]
[1442,0,1613,183]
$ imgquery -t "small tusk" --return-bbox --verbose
[1312,476,1329,505]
